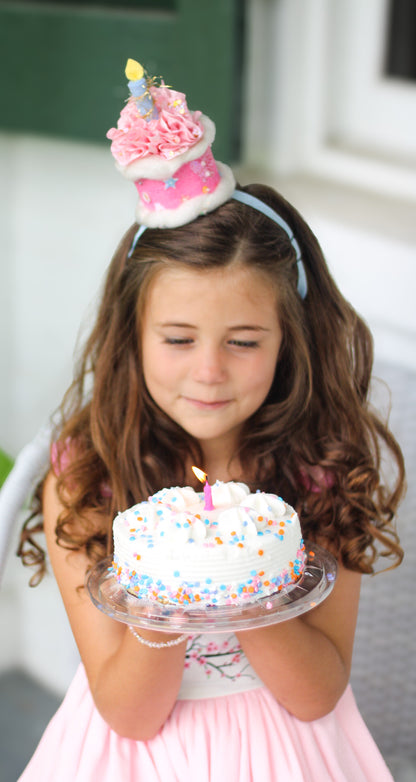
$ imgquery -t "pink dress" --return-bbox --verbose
[18,631,392,781]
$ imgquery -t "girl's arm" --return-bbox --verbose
[236,560,361,721]
[43,472,187,740]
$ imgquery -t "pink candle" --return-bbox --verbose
[192,466,214,510]
[203,479,214,511]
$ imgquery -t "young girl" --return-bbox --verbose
[16,181,404,781]
[17,63,404,781]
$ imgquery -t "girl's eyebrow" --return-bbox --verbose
[228,325,271,332]
[156,322,197,328]
[157,322,270,331]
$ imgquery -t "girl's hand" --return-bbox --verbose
[236,556,361,721]
[43,472,187,740]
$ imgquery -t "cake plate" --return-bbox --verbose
[86,543,337,634]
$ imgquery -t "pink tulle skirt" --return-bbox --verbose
[18,664,392,782]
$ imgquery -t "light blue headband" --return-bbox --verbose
[231,190,307,299]
[128,189,308,299]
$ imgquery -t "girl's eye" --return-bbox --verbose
[228,339,259,349]
[164,337,193,345]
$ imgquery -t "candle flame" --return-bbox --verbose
[192,466,207,484]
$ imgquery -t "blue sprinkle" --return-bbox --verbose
[174,570,180,577]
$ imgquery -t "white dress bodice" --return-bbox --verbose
[178,632,264,700]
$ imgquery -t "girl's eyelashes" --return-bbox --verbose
[163,337,194,345]
[228,339,260,349]
[163,337,260,348]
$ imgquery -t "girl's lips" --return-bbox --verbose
[182,397,231,410]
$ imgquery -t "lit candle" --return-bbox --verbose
[192,466,214,511]
[125,58,158,121]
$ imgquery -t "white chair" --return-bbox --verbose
[351,361,416,777]
[0,422,52,585]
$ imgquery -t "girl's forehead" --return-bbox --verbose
[142,263,280,329]
[147,263,276,303]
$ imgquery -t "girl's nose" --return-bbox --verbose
[192,345,227,384]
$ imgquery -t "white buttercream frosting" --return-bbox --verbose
[112,481,305,608]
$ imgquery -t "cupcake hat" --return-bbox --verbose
[107,59,307,298]
[107,59,236,229]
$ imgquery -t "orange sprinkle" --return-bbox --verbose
[231,593,237,599]
[136,554,141,560]
[258,549,264,556]
[309,551,315,558]
[258,570,264,576]
[264,580,270,586]
[237,543,244,548]
[248,586,255,593]
[268,520,274,526]
[257,516,264,522]
[231,531,237,536]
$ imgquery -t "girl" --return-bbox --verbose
[17,182,404,781]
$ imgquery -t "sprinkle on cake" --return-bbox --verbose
[112,481,306,608]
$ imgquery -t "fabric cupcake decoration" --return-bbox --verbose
[107,59,236,228]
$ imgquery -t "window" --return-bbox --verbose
[327,0,416,163]
[244,0,416,198]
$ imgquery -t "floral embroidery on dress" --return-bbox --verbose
[185,634,257,682]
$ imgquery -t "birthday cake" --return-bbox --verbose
[107,59,235,228]
[111,480,306,609]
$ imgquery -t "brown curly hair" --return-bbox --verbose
[18,183,405,584]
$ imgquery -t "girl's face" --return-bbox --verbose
[141,264,282,462]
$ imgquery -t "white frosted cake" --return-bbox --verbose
[112,481,306,608]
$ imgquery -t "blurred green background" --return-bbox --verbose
[0,0,245,163]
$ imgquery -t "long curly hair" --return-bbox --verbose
[18,183,405,584]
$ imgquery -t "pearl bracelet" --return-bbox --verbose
[128,625,189,649]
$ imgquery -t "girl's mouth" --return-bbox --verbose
[183,397,231,410]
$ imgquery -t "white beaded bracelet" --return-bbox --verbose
[128,626,189,649]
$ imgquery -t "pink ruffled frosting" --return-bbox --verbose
[107,85,204,167]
